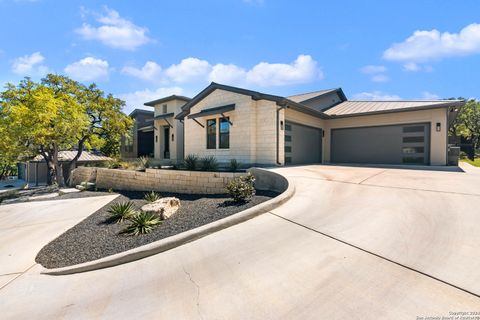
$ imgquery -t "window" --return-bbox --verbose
[162,104,167,114]
[219,117,230,149]
[285,124,292,131]
[403,136,424,143]
[285,146,292,153]
[403,125,424,133]
[285,135,292,142]
[402,147,424,154]
[285,157,292,164]
[206,119,216,149]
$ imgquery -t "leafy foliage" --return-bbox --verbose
[226,173,256,203]
[452,99,480,156]
[107,201,136,223]
[229,158,240,172]
[200,155,218,171]
[144,191,161,202]
[184,154,199,170]
[123,211,161,235]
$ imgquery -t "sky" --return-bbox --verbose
[0,0,479,114]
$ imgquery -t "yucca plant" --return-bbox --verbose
[200,155,219,171]
[123,211,161,235]
[229,158,240,172]
[138,156,150,170]
[107,201,136,223]
[184,154,199,170]
[144,191,161,202]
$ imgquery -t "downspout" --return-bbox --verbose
[276,106,286,165]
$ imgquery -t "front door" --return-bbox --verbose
[164,126,170,159]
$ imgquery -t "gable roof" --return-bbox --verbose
[287,88,347,103]
[324,100,465,118]
[144,95,191,107]
[128,109,154,118]
[31,151,112,162]
[175,82,332,120]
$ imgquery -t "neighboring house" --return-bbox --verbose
[171,82,463,166]
[121,109,155,159]
[144,95,191,164]
[18,151,112,185]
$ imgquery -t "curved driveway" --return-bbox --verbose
[1,164,480,319]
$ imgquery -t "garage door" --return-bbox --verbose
[284,121,322,165]
[331,123,430,165]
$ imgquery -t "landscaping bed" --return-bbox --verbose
[36,189,279,269]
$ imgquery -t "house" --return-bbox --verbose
[143,95,191,163]
[18,151,112,186]
[121,109,155,159]
[146,82,464,167]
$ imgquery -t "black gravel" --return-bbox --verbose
[36,190,279,269]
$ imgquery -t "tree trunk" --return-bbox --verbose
[52,146,66,187]
[63,137,87,186]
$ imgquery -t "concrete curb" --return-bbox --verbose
[42,169,295,275]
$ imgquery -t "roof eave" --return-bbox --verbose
[144,95,191,107]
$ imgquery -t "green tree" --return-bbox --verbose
[0,75,132,186]
[453,99,480,157]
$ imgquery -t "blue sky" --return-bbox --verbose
[0,0,479,114]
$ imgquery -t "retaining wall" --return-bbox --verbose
[70,167,245,194]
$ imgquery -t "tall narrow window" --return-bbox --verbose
[219,117,230,149]
[162,104,167,114]
[206,119,216,149]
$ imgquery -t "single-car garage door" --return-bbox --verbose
[331,123,430,165]
[284,121,322,165]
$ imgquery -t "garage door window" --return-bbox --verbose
[403,136,424,143]
[403,126,424,133]
[402,147,424,154]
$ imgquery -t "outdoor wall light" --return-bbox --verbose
[436,122,441,132]
[172,134,174,142]
[280,120,284,130]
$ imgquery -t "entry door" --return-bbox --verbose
[163,127,170,159]
[284,121,322,165]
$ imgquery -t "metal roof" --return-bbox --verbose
[287,89,338,103]
[32,151,112,162]
[324,100,464,117]
[144,95,191,107]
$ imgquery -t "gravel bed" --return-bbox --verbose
[36,190,279,269]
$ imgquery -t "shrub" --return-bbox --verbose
[123,211,161,235]
[226,173,256,203]
[200,155,219,171]
[229,159,240,172]
[107,201,136,223]
[184,154,199,170]
[144,191,161,202]
[138,156,150,170]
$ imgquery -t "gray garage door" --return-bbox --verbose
[284,121,322,165]
[331,123,430,165]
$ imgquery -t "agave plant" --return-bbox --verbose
[229,158,240,172]
[107,201,136,223]
[184,154,199,170]
[138,156,151,170]
[144,191,161,202]
[123,211,161,235]
[200,155,219,171]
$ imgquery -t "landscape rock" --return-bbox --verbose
[141,197,181,219]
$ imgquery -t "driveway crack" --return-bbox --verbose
[182,265,203,320]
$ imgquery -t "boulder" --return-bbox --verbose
[141,197,180,219]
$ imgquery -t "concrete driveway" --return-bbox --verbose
[1,165,479,319]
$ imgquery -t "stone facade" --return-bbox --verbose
[184,89,285,166]
[70,166,245,194]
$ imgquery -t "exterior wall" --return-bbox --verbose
[153,99,187,163]
[70,166,245,194]
[121,111,154,160]
[183,89,282,166]
[323,108,448,165]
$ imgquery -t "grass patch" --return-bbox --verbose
[461,159,480,167]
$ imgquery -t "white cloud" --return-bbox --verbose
[117,86,184,113]
[360,65,387,74]
[123,54,323,87]
[122,61,162,82]
[383,23,480,62]
[76,7,150,50]
[64,57,109,81]
[11,52,48,76]
[165,57,211,83]
[421,91,440,100]
[352,91,401,101]
[246,54,322,86]
[371,75,389,82]
[403,62,434,72]
[208,63,247,85]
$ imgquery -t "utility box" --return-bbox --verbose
[448,146,460,166]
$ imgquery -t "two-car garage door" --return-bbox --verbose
[331,123,430,165]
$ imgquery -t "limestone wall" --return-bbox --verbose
[70,167,245,194]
